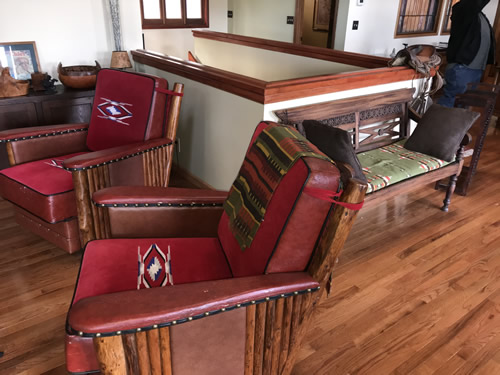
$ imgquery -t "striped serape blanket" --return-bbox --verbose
[223,123,333,251]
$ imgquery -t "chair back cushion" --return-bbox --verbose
[218,122,341,277]
[86,69,168,151]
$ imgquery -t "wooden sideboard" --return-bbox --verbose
[0,86,94,169]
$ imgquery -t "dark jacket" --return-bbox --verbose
[447,0,495,65]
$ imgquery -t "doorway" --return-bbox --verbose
[294,0,338,49]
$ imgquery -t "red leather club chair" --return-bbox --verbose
[65,121,367,374]
[0,69,183,253]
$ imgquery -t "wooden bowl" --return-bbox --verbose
[58,61,101,89]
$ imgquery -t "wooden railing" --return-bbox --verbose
[132,34,427,105]
[191,31,390,69]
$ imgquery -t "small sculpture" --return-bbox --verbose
[31,72,58,92]
[43,74,58,92]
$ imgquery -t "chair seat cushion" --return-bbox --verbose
[0,152,86,223]
[73,237,232,304]
[67,237,232,374]
[357,140,451,194]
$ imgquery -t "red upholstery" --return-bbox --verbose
[217,123,341,277]
[65,122,341,373]
[0,152,86,223]
[68,237,232,373]
[0,70,175,255]
[73,238,231,304]
[86,70,168,151]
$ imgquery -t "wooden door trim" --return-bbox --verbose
[294,0,305,44]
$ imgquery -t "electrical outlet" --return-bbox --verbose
[228,10,233,18]
[357,0,364,5]
[287,16,294,25]
[352,20,359,30]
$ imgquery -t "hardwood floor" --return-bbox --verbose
[0,132,499,374]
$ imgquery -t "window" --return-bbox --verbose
[396,0,444,36]
[441,0,459,34]
[140,0,209,29]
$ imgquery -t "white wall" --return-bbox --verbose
[143,0,228,59]
[229,0,296,42]
[0,0,143,79]
[194,38,362,81]
[341,0,498,56]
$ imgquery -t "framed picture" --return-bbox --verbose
[0,41,41,80]
[313,0,331,31]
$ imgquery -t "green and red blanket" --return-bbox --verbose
[223,123,333,251]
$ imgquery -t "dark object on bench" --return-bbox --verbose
[443,83,500,195]
[302,121,367,183]
[274,88,472,212]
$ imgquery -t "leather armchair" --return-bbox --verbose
[65,121,367,374]
[0,69,184,253]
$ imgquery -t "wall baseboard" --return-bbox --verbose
[171,164,215,190]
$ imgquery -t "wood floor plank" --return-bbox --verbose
[0,131,499,374]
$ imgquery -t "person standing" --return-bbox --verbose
[438,0,495,107]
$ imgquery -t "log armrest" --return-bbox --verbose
[0,124,89,166]
[67,272,320,337]
[92,186,228,238]
[63,138,173,171]
[93,186,228,206]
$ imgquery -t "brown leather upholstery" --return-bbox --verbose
[266,157,341,273]
[170,309,246,375]
[63,138,172,171]
[6,125,89,165]
[15,207,80,254]
[94,187,228,238]
[0,168,77,223]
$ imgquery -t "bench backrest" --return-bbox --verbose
[274,88,415,153]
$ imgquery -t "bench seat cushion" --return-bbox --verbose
[358,140,451,194]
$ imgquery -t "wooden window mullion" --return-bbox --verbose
[141,0,208,29]
[396,0,443,36]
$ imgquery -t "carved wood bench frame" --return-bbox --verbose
[274,88,470,212]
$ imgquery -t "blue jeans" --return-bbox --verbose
[437,64,484,107]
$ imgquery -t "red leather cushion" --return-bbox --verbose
[217,122,341,277]
[218,159,309,277]
[72,238,232,304]
[0,152,86,223]
[67,237,232,374]
[86,69,168,151]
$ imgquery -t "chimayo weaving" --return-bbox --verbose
[223,123,332,251]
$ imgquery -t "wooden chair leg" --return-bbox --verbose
[441,174,458,212]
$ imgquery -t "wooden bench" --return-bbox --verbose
[274,88,473,211]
